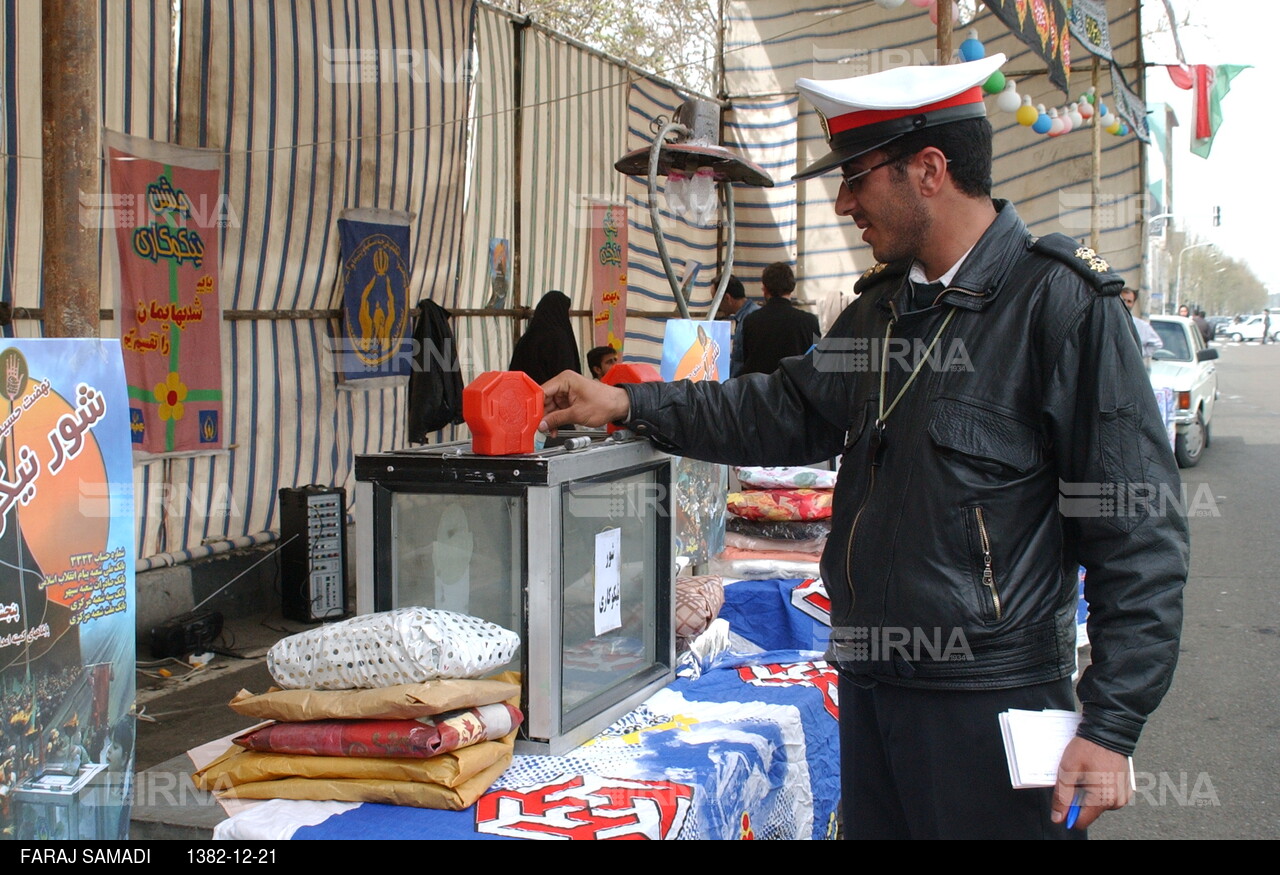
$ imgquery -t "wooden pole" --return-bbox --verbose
[1090,57,1102,252]
[936,0,953,64]
[41,0,101,337]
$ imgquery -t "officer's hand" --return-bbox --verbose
[1051,736,1133,830]
[540,371,630,435]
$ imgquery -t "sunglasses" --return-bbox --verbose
[841,155,901,191]
[841,154,950,191]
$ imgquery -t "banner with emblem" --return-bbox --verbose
[1067,0,1113,62]
[335,209,414,388]
[587,201,628,351]
[104,130,226,457]
[0,339,137,840]
[985,0,1072,95]
[1110,66,1152,145]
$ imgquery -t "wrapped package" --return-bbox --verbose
[726,489,833,521]
[267,608,520,690]
[232,703,523,758]
[726,517,832,541]
[228,674,521,722]
[735,465,838,490]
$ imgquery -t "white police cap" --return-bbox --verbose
[794,54,1006,181]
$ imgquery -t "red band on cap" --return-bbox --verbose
[826,87,985,135]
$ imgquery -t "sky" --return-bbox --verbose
[1141,0,1278,304]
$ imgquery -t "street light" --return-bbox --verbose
[1175,241,1217,315]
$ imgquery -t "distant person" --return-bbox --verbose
[509,290,581,384]
[1192,309,1213,346]
[587,345,619,379]
[1120,287,1162,370]
[1177,304,1190,317]
[715,275,759,377]
[1264,309,1272,345]
[740,262,819,375]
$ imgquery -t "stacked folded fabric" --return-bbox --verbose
[192,608,524,810]
[715,466,836,579]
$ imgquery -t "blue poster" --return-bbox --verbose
[337,209,413,384]
[0,340,136,840]
[660,320,730,383]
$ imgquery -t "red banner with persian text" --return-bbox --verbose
[104,131,226,456]
[588,201,628,352]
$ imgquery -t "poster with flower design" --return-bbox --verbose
[104,130,226,456]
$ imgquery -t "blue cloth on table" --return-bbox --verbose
[719,578,831,652]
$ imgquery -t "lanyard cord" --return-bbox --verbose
[876,308,957,426]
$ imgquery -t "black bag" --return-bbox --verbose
[406,299,465,441]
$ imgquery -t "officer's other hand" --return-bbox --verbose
[540,371,630,436]
[1051,737,1133,830]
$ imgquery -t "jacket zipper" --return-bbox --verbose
[844,464,876,613]
[974,507,1003,620]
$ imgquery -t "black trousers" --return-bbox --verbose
[838,673,1085,840]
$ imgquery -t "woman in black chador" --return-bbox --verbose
[508,290,581,385]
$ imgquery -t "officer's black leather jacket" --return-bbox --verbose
[622,201,1188,757]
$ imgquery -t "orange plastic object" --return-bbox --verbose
[601,362,663,434]
[601,362,663,387]
[463,371,544,455]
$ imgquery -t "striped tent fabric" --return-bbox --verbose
[516,26,631,369]
[450,2,516,437]
[132,0,475,558]
[98,0,176,555]
[722,95,800,315]
[0,0,43,338]
[725,0,1146,323]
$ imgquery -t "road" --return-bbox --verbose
[1094,339,1280,840]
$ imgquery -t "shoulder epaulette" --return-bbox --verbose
[853,259,908,294]
[1029,233,1124,296]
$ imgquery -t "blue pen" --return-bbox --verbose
[1065,790,1084,829]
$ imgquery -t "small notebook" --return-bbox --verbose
[998,708,1082,788]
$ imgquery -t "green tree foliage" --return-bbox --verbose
[507,0,719,95]
[1174,236,1267,316]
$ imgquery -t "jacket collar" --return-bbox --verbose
[875,199,1031,315]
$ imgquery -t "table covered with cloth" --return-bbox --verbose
[213,579,837,840]
[213,653,838,840]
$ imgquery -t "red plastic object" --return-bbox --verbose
[601,362,663,434]
[463,371,544,455]
[601,362,663,387]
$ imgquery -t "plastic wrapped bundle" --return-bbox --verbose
[267,608,520,690]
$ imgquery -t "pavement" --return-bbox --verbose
[134,607,308,773]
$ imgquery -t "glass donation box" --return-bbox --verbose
[354,434,675,755]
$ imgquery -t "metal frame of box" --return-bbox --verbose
[355,435,675,755]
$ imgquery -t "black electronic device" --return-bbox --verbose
[278,485,348,622]
[148,608,224,659]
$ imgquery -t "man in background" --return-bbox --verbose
[587,346,619,380]
[740,261,820,375]
[1191,309,1213,346]
[1121,286,1163,370]
[715,275,758,377]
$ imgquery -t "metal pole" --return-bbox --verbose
[510,15,529,348]
[1175,241,1215,315]
[707,189,736,318]
[647,119,692,319]
[42,0,101,338]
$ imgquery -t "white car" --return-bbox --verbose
[1148,316,1219,467]
[1223,314,1279,343]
